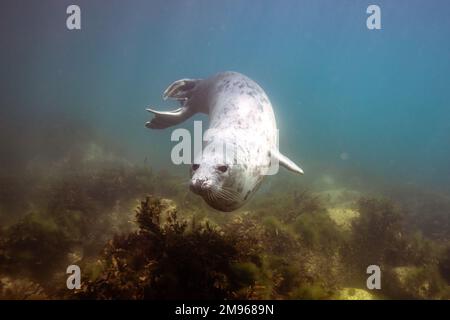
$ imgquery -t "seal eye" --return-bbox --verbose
[217,165,228,173]
[192,164,200,171]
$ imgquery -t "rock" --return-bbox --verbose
[318,188,362,208]
[327,207,360,231]
[335,287,376,300]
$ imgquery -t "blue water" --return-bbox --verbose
[1,0,449,192]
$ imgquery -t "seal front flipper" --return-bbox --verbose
[163,78,202,101]
[145,106,195,129]
[270,149,304,175]
[146,78,202,129]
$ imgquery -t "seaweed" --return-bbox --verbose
[438,246,450,284]
[0,213,72,283]
[345,198,407,269]
[75,197,260,299]
[342,197,449,299]
[0,158,448,300]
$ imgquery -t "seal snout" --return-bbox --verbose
[189,178,212,194]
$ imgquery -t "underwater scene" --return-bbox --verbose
[0,0,449,300]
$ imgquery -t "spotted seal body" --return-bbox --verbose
[146,71,303,212]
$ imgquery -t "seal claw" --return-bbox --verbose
[163,78,201,101]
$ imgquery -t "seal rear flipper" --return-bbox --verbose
[271,149,304,175]
[163,78,202,101]
[145,106,195,129]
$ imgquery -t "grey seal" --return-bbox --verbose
[146,71,303,212]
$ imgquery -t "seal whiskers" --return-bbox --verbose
[215,187,241,202]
